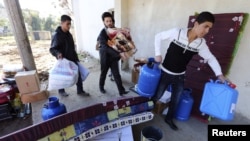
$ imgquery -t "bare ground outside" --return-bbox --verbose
[0,36,93,81]
[0,36,96,137]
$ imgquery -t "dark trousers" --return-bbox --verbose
[58,65,83,93]
[152,70,185,120]
[99,47,125,93]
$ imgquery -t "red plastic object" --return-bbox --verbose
[229,83,236,89]
[0,85,17,104]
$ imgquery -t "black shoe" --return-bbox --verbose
[119,90,129,96]
[59,92,69,97]
[164,119,178,130]
[77,90,90,96]
[100,88,106,94]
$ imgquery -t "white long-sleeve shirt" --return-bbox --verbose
[155,27,222,76]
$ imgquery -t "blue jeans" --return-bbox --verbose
[152,70,185,120]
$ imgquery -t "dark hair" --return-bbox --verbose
[61,15,71,22]
[101,12,115,23]
[195,11,215,24]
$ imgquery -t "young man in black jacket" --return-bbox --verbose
[50,15,89,97]
[97,12,129,96]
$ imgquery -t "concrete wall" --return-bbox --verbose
[125,0,250,119]
[73,0,250,119]
[32,31,51,40]
[71,0,114,58]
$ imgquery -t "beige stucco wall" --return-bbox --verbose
[123,0,250,119]
[73,0,250,119]
[71,0,114,58]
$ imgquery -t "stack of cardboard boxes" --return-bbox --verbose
[131,61,146,84]
[14,70,49,104]
[153,89,172,115]
[131,66,140,84]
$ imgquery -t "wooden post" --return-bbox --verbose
[3,0,36,71]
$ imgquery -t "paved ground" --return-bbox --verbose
[1,56,250,141]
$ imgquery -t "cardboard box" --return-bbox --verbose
[131,68,140,84]
[131,61,146,84]
[153,101,169,115]
[15,70,40,94]
[21,90,49,104]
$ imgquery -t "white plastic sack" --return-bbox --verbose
[77,62,89,81]
[48,58,79,90]
[159,90,172,103]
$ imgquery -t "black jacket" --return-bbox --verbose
[98,28,120,60]
[50,26,79,63]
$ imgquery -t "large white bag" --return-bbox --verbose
[48,58,78,90]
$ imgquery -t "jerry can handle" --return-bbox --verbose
[215,79,230,86]
[215,79,226,83]
[209,79,214,83]
[215,79,222,83]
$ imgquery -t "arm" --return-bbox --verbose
[96,37,100,51]
[154,28,177,63]
[198,42,231,83]
[95,41,100,50]
[98,28,112,49]
[50,34,62,59]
